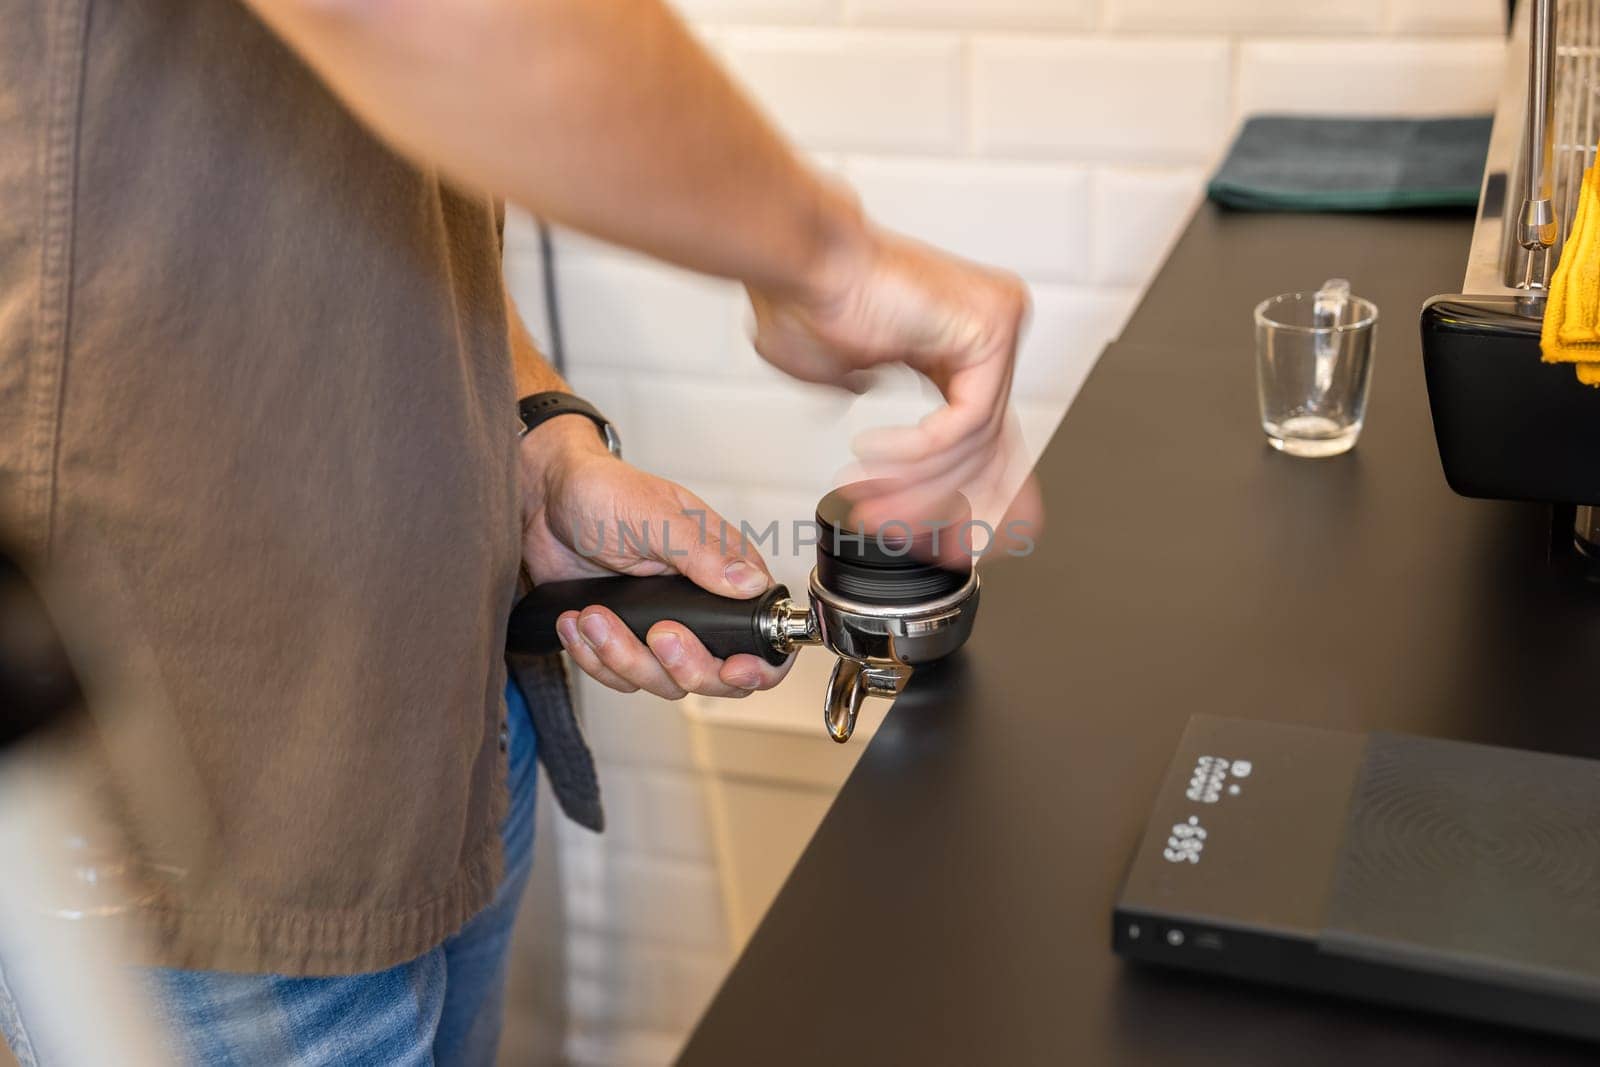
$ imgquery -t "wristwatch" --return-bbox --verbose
[517,392,622,457]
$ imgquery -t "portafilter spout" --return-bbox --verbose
[505,483,980,743]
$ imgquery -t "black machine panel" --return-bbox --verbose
[1420,295,1600,506]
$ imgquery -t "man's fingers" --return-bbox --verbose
[853,355,1011,467]
[849,416,992,508]
[752,330,859,387]
[844,409,1041,563]
[560,607,686,700]
[646,623,761,699]
[749,292,881,390]
[555,611,641,694]
[660,502,775,601]
[719,651,793,692]
[556,610,792,700]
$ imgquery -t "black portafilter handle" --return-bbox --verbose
[506,575,793,666]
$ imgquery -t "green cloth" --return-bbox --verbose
[1207,115,1493,212]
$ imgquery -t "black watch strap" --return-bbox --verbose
[517,392,621,457]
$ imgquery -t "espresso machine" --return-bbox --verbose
[1419,0,1600,564]
[507,484,981,743]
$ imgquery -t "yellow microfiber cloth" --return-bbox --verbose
[1541,162,1600,386]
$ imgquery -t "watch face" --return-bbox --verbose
[602,423,623,458]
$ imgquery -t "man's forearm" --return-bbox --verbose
[244,0,863,298]
[508,299,566,400]
[507,297,614,517]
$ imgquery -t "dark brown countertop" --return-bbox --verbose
[680,203,1600,1065]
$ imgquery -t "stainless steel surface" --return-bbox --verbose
[807,568,979,667]
[1519,0,1559,252]
[754,570,980,742]
[763,597,820,654]
[1470,0,1600,296]
[808,567,980,743]
[822,659,908,745]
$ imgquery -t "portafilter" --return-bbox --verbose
[506,484,980,742]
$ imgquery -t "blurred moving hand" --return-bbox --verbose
[750,208,1042,548]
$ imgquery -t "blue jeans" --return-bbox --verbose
[0,681,539,1067]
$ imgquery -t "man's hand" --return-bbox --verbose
[518,418,792,700]
[749,210,1042,546]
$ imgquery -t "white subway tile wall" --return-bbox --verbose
[843,156,1093,280]
[712,29,966,152]
[971,37,1235,161]
[846,0,1095,30]
[1386,0,1505,34]
[1015,284,1140,401]
[1108,0,1384,34]
[550,254,743,375]
[1090,167,1206,288]
[675,0,839,22]
[1236,38,1505,117]
[505,4,1504,1063]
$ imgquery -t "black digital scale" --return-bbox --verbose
[1114,715,1600,1042]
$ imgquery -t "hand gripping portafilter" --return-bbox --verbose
[506,485,979,742]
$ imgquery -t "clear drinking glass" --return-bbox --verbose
[1254,281,1378,458]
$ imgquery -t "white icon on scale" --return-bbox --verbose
[1163,816,1206,864]
[1186,756,1254,803]
[1185,757,1229,803]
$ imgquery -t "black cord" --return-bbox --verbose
[536,220,568,377]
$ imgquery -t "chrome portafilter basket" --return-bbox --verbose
[507,484,980,742]
[770,564,978,742]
